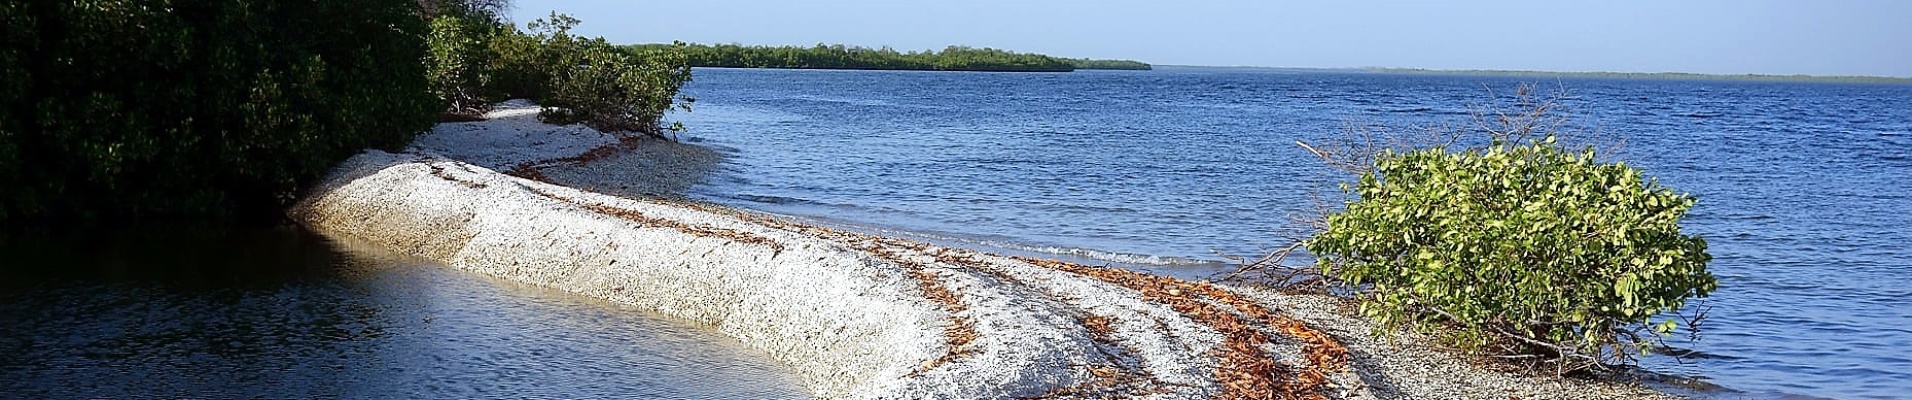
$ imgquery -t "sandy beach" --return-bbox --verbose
[291,101,1682,399]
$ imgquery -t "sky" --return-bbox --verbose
[508,0,1912,77]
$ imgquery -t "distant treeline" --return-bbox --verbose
[622,43,1150,72]
[1067,58,1152,70]
[1367,68,1912,84]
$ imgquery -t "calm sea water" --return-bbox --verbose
[674,66,1912,399]
[0,227,807,399]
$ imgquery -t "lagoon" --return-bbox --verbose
[0,227,807,399]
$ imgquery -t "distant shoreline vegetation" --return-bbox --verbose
[621,43,1151,72]
[1358,67,1912,84]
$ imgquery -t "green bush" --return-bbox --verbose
[0,0,437,226]
[426,14,498,116]
[541,40,694,135]
[1307,134,1717,369]
[422,1,514,117]
[491,13,693,137]
[484,22,552,102]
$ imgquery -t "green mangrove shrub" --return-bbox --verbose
[486,13,694,138]
[1307,134,1717,370]
[0,0,437,226]
[421,0,515,118]
[483,21,552,102]
[426,13,499,117]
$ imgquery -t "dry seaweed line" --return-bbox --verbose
[529,191,986,373]
[858,244,981,375]
[511,182,1350,398]
[523,186,785,252]
[1018,257,1348,400]
[900,263,980,374]
[1024,312,1165,399]
[929,250,1165,398]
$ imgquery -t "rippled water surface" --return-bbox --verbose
[0,227,807,399]
[674,66,1912,399]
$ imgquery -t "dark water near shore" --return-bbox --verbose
[0,227,806,399]
[675,66,1912,399]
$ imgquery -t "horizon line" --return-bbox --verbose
[1148,64,1912,81]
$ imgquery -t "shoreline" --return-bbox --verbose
[291,101,1682,399]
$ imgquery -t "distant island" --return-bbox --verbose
[1358,67,1912,84]
[1064,58,1153,71]
[621,43,1151,72]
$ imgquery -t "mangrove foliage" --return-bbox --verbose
[467,13,694,136]
[624,43,1150,72]
[1230,85,1719,373]
[1,0,439,226]
[1,0,695,229]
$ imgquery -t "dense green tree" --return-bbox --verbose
[491,13,695,138]
[0,0,694,229]
[421,0,512,117]
[0,0,438,227]
[427,13,501,116]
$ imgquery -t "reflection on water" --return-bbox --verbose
[0,226,807,399]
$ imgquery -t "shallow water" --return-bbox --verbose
[0,226,807,399]
[674,66,1912,399]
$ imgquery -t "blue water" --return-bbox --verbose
[0,227,807,399]
[671,66,1912,399]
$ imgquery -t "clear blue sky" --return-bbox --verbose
[508,0,1912,77]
